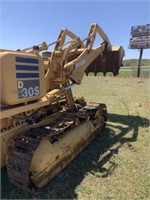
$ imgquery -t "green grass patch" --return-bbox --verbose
[86,66,150,78]
[119,66,150,78]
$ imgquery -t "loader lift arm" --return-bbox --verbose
[42,23,115,108]
[59,23,113,84]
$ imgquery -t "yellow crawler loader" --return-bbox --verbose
[0,23,124,193]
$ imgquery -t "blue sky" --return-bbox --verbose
[0,0,150,59]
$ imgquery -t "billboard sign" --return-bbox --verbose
[129,24,150,49]
[131,24,150,37]
[129,36,150,49]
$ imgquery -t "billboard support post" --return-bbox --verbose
[137,48,143,78]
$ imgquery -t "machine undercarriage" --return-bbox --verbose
[6,101,107,194]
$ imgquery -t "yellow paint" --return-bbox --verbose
[30,120,95,187]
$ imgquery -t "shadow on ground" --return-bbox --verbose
[1,113,149,199]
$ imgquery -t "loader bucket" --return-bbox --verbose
[85,46,125,76]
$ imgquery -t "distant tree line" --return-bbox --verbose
[123,59,150,67]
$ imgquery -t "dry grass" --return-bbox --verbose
[1,76,150,199]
